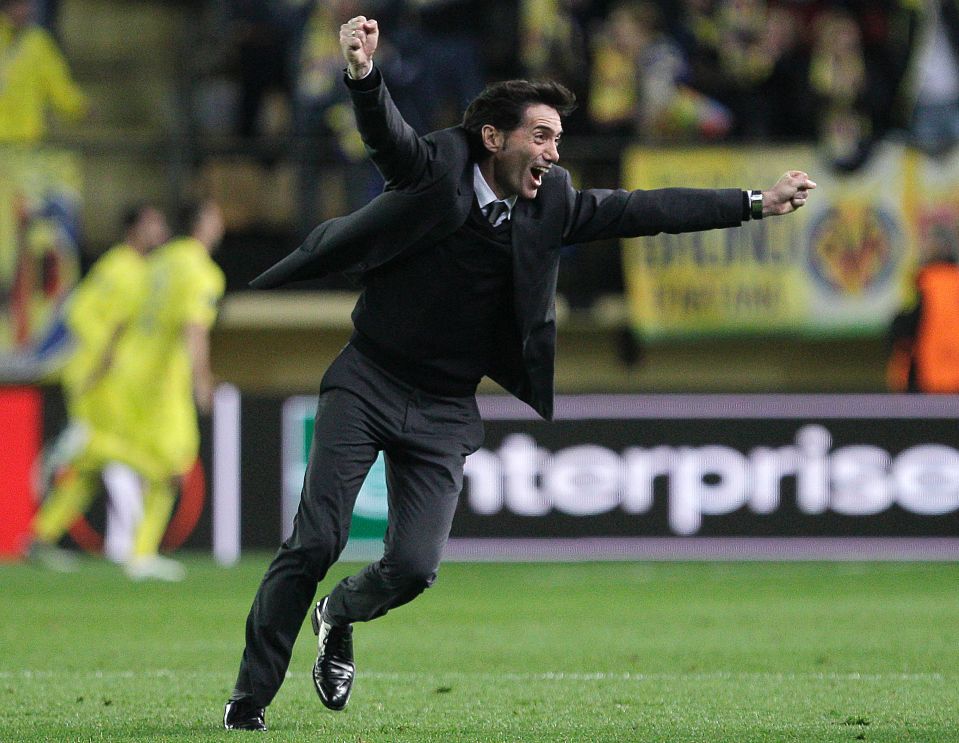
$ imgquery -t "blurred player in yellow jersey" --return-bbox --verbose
[114,198,226,581]
[30,203,170,571]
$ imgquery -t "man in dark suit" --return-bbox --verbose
[224,14,816,732]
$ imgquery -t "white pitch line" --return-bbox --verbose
[0,670,947,682]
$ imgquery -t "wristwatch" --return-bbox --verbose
[748,189,764,220]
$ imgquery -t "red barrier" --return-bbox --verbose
[0,386,40,559]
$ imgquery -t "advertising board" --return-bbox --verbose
[24,390,959,561]
[274,393,959,559]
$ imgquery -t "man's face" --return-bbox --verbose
[488,104,562,200]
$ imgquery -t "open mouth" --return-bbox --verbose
[530,166,549,187]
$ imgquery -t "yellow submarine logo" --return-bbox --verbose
[807,205,899,295]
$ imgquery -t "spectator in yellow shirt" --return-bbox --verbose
[589,1,731,142]
[0,0,88,143]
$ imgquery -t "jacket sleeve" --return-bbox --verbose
[345,66,433,190]
[561,170,745,244]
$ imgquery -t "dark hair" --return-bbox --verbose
[462,80,577,158]
[121,202,155,233]
[177,198,211,235]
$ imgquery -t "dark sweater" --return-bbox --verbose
[350,199,514,396]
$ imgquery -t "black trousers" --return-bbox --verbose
[233,344,484,706]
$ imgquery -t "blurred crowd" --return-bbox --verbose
[4,0,959,199]
[193,0,959,172]
[5,0,959,298]
[5,0,955,229]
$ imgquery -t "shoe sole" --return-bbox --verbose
[311,601,351,711]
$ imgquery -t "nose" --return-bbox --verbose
[545,140,559,163]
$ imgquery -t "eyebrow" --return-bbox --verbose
[533,125,563,138]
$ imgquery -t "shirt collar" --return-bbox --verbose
[473,164,517,217]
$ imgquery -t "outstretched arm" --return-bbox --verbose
[562,169,817,244]
[340,15,431,189]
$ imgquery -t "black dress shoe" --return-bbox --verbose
[311,596,355,710]
[223,698,267,731]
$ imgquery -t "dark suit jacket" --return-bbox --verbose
[251,70,746,420]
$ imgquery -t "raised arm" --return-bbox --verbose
[340,15,431,190]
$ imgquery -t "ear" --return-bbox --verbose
[481,124,503,154]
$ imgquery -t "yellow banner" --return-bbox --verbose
[622,143,917,338]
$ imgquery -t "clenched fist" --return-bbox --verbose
[340,16,379,80]
[760,171,817,217]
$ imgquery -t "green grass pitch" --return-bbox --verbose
[2,555,959,742]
